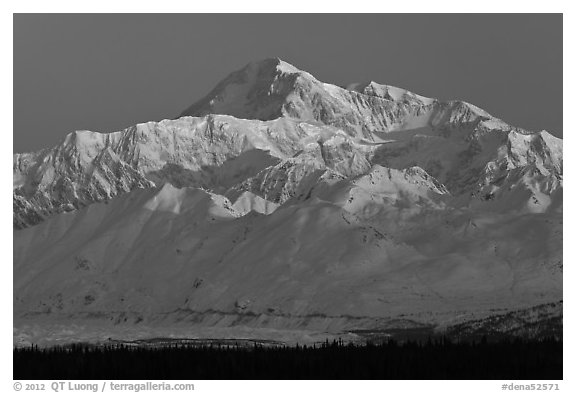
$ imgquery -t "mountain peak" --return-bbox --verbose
[179,58,441,137]
[179,57,310,120]
[14,58,563,346]
[245,57,301,75]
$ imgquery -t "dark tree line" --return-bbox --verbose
[14,337,562,380]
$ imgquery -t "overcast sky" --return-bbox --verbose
[14,14,562,153]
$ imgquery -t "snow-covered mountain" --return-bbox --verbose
[13,58,562,346]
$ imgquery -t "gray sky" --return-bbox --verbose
[14,14,562,153]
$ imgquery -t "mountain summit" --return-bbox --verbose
[13,59,562,346]
[181,58,445,139]
[180,58,305,120]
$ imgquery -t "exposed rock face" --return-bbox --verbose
[13,58,562,344]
